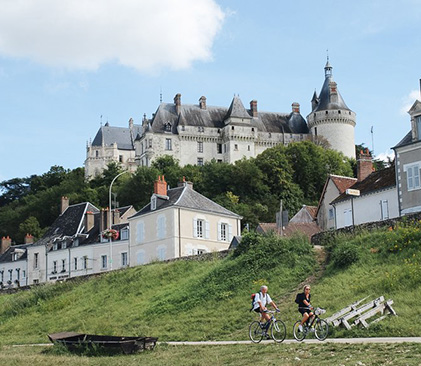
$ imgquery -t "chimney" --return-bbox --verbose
[100,208,111,233]
[174,93,181,115]
[177,176,193,189]
[85,211,95,232]
[292,102,300,114]
[199,96,207,110]
[250,100,258,117]
[24,233,34,244]
[154,175,168,196]
[1,236,12,254]
[113,209,121,225]
[128,117,134,129]
[61,196,69,214]
[329,81,338,104]
[357,148,373,182]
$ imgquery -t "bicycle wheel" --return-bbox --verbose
[314,319,329,341]
[293,321,306,341]
[270,319,286,343]
[249,321,264,343]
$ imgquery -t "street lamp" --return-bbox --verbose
[108,170,129,270]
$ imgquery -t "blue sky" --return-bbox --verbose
[1,0,420,182]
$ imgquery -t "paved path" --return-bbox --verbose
[164,337,421,345]
[10,337,421,347]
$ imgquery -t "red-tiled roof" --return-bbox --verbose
[330,175,358,194]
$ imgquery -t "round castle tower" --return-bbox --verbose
[307,60,356,159]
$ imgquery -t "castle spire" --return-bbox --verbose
[324,55,332,78]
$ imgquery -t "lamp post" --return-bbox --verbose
[108,171,129,270]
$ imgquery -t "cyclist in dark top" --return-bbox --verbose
[296,285,313,331]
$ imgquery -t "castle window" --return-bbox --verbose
[95,150,99,158]
[338,110,341,114]
[315,127,318,136]
[234,144,238,151]
[197,158,204,166]
[149,139,153,148]
[231,126,234,130]
[325,111,328,115]
[165,123,172,132]
[248,145,250,151]
[197,141,203,153]
[181,125,185,131]
[165,138,172,150]
[217,143,222,154]
[251,128,255,132]
[198,126,204,132]
[119,155,123,163]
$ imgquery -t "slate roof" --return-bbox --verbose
[91,124,142,150]
[311,62,351,112]
[148,96,309,135]
[0,243,31,264]
[393,130,412,149]
[130,184,242,219]
[331,166,396,204]
[36,203,99,247]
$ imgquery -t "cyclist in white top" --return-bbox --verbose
[253,285,279,324]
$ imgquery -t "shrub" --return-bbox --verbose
[330,241,360,269]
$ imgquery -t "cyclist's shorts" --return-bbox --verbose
[254,308,262,314]
[299,308,311,315]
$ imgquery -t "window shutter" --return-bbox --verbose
[408,168,414,190]
[415,166,420,188]
[228,224,233,241]
[193,219,197,238]
[205,221,210,239]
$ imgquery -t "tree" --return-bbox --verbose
[17,216,44,243]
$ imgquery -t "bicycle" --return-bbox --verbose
[293,307,329,341]
[249,309,286,343]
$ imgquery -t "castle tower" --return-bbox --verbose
[307,60,356,159]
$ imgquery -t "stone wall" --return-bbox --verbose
[311,212,421,246]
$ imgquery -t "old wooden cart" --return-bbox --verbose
[48,332,158,354]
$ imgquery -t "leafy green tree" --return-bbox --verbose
[151,155,182,188]
[17,216,44,243]
[0,177,31,206]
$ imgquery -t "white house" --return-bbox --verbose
[129,176,242,266]
[331,163,398,228]
[392,95,421,215]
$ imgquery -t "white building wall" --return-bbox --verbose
[27,245,46,284]
[0,259,28,288]
[334,187,399,229]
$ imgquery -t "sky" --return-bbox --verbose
[1,0,420,182]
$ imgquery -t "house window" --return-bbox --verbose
[22,270,26,278]
[165,138,172,150]
[74,257,78,271]
[328,208,334,220]
[157,216,166,239]
[101,255,108,269]
[121,228,129,240]
[196,219,204,238]
[83,256,88,270]
[62,242,67,249]
[194,219,209,239]
[121,252,128,267]
[197,158,204,166]
[136,251,145,265]
[34,253,39,269]
[217,143,222,154]
[198,141,203,153]
[136,221,145,243]
[151,196,157,210]
[220,223,228,241]
[8,269,13,281]
[157,246,166,261]
[197,249,205,255]
[406,164,421,190]
[16,268,20,280]
[61,259,66,272]
[381,200,389,220]
[53,261,57,274]
[119,155,123,163]
[416,116,421,140]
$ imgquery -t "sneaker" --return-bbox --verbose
[298,324,303,332]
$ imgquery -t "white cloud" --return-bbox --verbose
[0,0,225,72]
[401,89,421,115]
[375,150,394,162]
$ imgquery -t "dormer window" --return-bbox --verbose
[62,242,67,249]
[121,228,129,240]
[151,195,157,211]
[416,116,421,140]
[53,243,58,251]
[165,122,172,132]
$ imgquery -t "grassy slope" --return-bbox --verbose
[0,225,420,346]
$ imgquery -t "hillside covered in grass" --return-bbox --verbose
[0,221,420,345]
